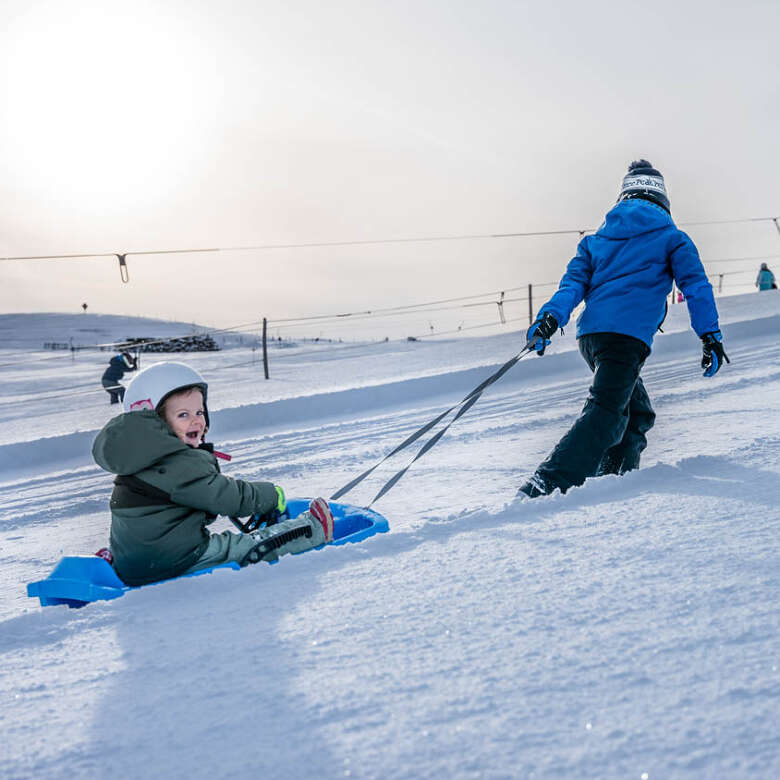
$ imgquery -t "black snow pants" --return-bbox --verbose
[534,332,655,493]
[102,377,125,405]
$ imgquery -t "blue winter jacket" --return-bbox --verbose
[102,354,135,384]
[756,268,775,291]
[537,199,719,348]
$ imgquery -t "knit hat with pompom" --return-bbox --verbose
[618,159,670,213]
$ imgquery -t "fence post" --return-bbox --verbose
[528,284,533,324]
[262,317,269,380]
[718,274,724,294]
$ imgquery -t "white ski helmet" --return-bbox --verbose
[123,362,209,427]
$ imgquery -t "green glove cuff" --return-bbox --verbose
[275,485,287,513]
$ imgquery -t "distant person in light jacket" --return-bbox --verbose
[518,160,728,499]
[756,262,776,291]
[101,351,138,404]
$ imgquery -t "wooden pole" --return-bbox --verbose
[262,317,269,380]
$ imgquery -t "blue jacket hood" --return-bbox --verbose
[596,199,673,239]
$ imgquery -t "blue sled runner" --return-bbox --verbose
[27,499,388,608]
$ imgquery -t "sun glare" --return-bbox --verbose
[3,1,220,207]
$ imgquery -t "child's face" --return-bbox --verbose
[161,388,206,447]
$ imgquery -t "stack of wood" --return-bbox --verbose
[116,335,221,352]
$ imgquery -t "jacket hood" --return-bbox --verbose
[92,409,188,475]
[596,199,673,240]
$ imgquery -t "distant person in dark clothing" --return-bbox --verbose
[518,160,728,499]
[756,262,776,291]
[101,352,138,404]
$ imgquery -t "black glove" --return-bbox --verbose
[701,331,729,377]
[230,486,289,533]
[526,312,559,355]
[231,508,290,534]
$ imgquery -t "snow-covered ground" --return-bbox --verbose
[1,292,779,779]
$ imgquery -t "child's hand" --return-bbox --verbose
[701,331,729,377]
[247,487,289,530]
[230,486,289,533]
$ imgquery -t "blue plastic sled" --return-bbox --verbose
[27,500,388,608]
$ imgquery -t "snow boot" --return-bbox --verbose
[308,497,334,543]
[240,498,334,565]
[596,449,641,477]
[517,473,557,499]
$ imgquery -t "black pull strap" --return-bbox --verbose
[330,347,532,504]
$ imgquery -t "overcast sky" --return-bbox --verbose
[2,0,779,337]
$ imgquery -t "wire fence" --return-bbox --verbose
[1,213,778,405]
[0,255,776,371]
[1,279,776,406]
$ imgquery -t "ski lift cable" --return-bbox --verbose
[0,229,588,265]
[83,291,536,348]
[0,243,770,371]
[710,268,763,277]
[268,296,533,332]
[0,279,560,369]
[0,285,550,371]
[412,316,528,340]
[0,265,742,372]
[265,252,776,331]
[267,286,558,328]
[263,315,530,360]
[175,312,533,369]
[0,274,762,406]
[2,215,778,266]
[203,291,534,335]
[267,285,540,325]
[704,253,780,266]
[679,216,780,229]
[0,299,517,369]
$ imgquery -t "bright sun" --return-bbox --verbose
[2,1,220,209]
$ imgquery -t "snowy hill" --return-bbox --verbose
[1,291,779,779]
[0,311,214,350]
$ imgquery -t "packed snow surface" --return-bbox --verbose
[1,292,779,779]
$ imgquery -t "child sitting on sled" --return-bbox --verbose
[92,361,334,586]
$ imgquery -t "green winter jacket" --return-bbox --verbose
[92,410,278,586]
